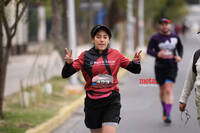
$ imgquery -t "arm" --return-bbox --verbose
[147,37,158,57]
[176,37,183,58]
[125,61,141,74]
[179,58,196,106]
[61,49,84,78]
[174,37,183,62]
[61,63,77,78]
[120,51,141,74]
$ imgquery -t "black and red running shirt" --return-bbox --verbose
[62,47,141,99]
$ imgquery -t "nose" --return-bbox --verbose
[100,37,104,42]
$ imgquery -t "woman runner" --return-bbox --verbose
[62,25,142,133]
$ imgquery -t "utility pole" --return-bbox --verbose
[126,0,135,54]
[138,0,145,50]
[37,5,46,42]
[67,0,79,85]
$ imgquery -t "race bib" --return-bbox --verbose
[92,74,113,88]
[164,49,173,56]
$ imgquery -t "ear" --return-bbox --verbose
[92,38,95,44]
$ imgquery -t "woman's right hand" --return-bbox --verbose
[157,50,165,58]
[179,102,186,112]
[64,48,73,64]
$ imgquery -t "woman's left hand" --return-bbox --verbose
[174,56,182,62]
[133,50,142,63]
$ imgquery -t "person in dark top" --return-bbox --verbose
[147,18,183,124]
[62,25,142,133]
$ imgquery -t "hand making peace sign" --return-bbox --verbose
[133,50,142,63]
[64,48,73,64]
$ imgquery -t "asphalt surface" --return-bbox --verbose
[51,33,200,133]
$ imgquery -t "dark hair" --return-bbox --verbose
[91,25,112,39]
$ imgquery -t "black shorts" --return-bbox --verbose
[155,66,178,86]
[84,91,121,129]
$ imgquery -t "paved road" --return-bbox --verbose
[51,32,200,133]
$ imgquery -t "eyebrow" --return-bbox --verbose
[96,34,108,37]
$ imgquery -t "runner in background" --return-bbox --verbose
[147,18,183,124]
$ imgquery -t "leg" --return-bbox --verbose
[159,85,165,102]
[163,67,177,105]
[155,67,166,115]
[163,82,174,104]
[162,81,174,123]
[156,67,177,123]
[102,125,116,133]
[160,85,166,117]
[101,92,120,133]
[84,97,104,132]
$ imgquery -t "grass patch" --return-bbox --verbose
[0,76,83,133]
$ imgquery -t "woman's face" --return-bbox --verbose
[92,30,110,53]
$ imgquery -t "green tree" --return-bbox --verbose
[185,0,200,4]
[145,0,187,24]
[144,0,188,40]
[105,0,127,30]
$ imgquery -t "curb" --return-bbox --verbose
[25,66,128,133]
[25,95,85,133]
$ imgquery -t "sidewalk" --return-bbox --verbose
[5,50,63,96]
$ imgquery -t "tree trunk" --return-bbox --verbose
[105,0,119,30]
[0,20,11,119]
[0,14,3,119]
[50,0,66,59]
[62,0,68,42]
[105,0,126,30]
[0,0,28,119]
[0,16,6,119]
[120,22,126,54]
[134,0,139,50]
[0,52,9,119]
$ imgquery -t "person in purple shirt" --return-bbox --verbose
[147,18,183,124]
